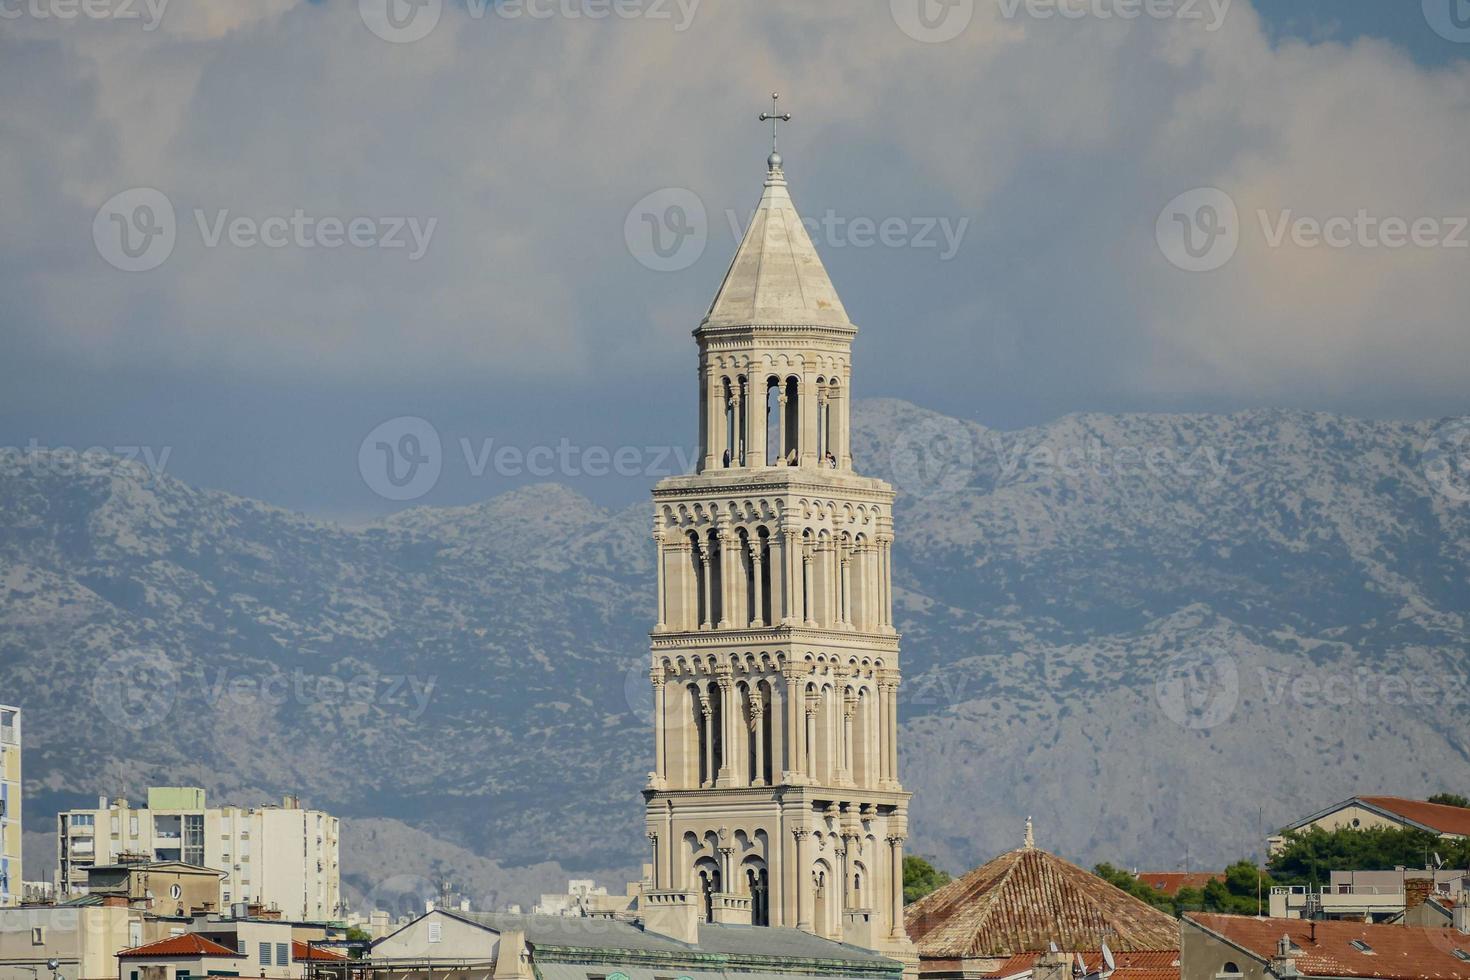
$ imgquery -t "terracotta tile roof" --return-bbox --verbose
[1187,913,1470,980]
[1358,797,1470,837]
[1135,873,1224,897]
[905,847,1182,959]
[293,941,348,961]
[118,934,245,959]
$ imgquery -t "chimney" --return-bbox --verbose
[1271,935,1301,980]
[1032,949,1072,980]
[492,929,531,980]
[1406,878,1432,911]
[640,889,699,945]
[843,909,875,950]
[101,895,129,908]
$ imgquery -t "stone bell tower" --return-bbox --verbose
[642,114,916,970]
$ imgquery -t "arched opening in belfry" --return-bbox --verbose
[721,377,735,468]
[815,376,828,461]
[813,860,831,937]
[852,861,866,911]
[783,376,801,465]
[695,857,722,922]
[689,682,709,787]
[688,531,707,630]
[744,858,770,927]
[735,374,749,466]
[826,377,841,466]
[736,527,754,627]
[707,528,723,627]
[765,376,781,465]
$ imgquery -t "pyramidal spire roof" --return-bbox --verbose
[905,846,1181,959]
[701,158,852,331]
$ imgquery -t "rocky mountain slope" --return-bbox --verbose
[2,400,1467,907]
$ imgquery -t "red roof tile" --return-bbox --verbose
[1187,913,1470,980]
[292,941,348,962]
[1358,797,1470,837]
[118,934,244,959]
[1135,873,1224,897]
[906,847,1181,959]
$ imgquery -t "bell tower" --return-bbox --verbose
[642,108,916,970]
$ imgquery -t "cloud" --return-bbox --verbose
[1,0,1467,416]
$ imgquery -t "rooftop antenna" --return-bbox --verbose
[1101,942,1116,979]
[759,92,792,171]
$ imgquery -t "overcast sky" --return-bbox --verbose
[3,0,1468,517]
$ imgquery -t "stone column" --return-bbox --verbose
[805,695,820,783]
[699,692,715,788]
[653,526,667,632]
[750,540,765,628]
[716,670,736,787]
[664,803,675,888]
[839,692,856,786]
[651,666,667,788]
[697,542,713,631]
[802,545,816,627]
[701,367,715,471]
[880,536,894,631]
[748,376,767,469]
[800,377,819,466]
[783,528,799,624]
[840,548,853,629]
[750,692,765,786]
[876,676,889,785]
[794,830,812,931]
[783,666,805,783]
[716,522,734,629]
[836,377,852,471]
[887,835,907,940]
[720,845,735,894]
[730,384,744,466]
[887,672,901,785]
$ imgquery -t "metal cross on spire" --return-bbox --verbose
[759,92,792,170]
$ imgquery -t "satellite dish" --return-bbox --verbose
[1434,852,1445,870]
[1050,942,1060,954]
[1102,942,1116,973]
[1076,952,1088,974]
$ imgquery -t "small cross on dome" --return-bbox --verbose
[759,92,792,172]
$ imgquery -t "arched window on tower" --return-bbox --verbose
[765,377,780,466]
[721,377,735,468]
[784,376,800,465]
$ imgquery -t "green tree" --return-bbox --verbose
[1267,827,1470,886]
[1092,863,1175,912]
[904,855,953,905]
[1429,793,1470,809]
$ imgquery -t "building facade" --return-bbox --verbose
[0,706,19,908]
[1269,796,1470,854]
[640,146,915,969]
[58,788,341,922]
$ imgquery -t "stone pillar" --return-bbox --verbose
[836,377,851,471]
[794,830,812,931]
[716,670,736,787]
[887,673,900,786]
[887,835,907,940]
[783,666,805,783]
[716,522,734,629]
[701,367,715,472]
[652,666,667,788]
[880,536,894,631]
[699,692,715,788]
[770,530,787,625]
[802,546,816,627]
[800,377,819,467]
[748,376,767,469]
[750,540,765,628]
[653,526,668,632]
[730,384,744,466]
[839,692,856,786]
[840,548,853,628]
[750,692,765,786]
[698,542,713,630]
[805,695,820,783]
[876,676,889,785]
[783,528,799,624]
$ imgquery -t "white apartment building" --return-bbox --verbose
[57,788,341,922]
[0,707,18,908]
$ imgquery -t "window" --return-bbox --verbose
[1220,963,1241,977]
[31,927,45,945]
[259,942,272,965]
[276,943,289,964]
[1349,941,1374,954]
[130,816,139,836]
[427,921,442,944]
[72,814,94,828]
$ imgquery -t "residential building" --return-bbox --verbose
[641,121,915,970]
[370,907,901,980]
[1270,797,1470,854]
[1181,912,1470,980]
[905,825,1181,980]
[115,913,342,980]
[58,788,341,921]
[83,862,227,917]
[0,896,144,980]
[1268,868,1466,922]
[0,707,20,908]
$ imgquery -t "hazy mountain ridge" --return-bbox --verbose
[1,400,1467,906]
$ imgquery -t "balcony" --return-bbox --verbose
[1269,885,1407,922]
